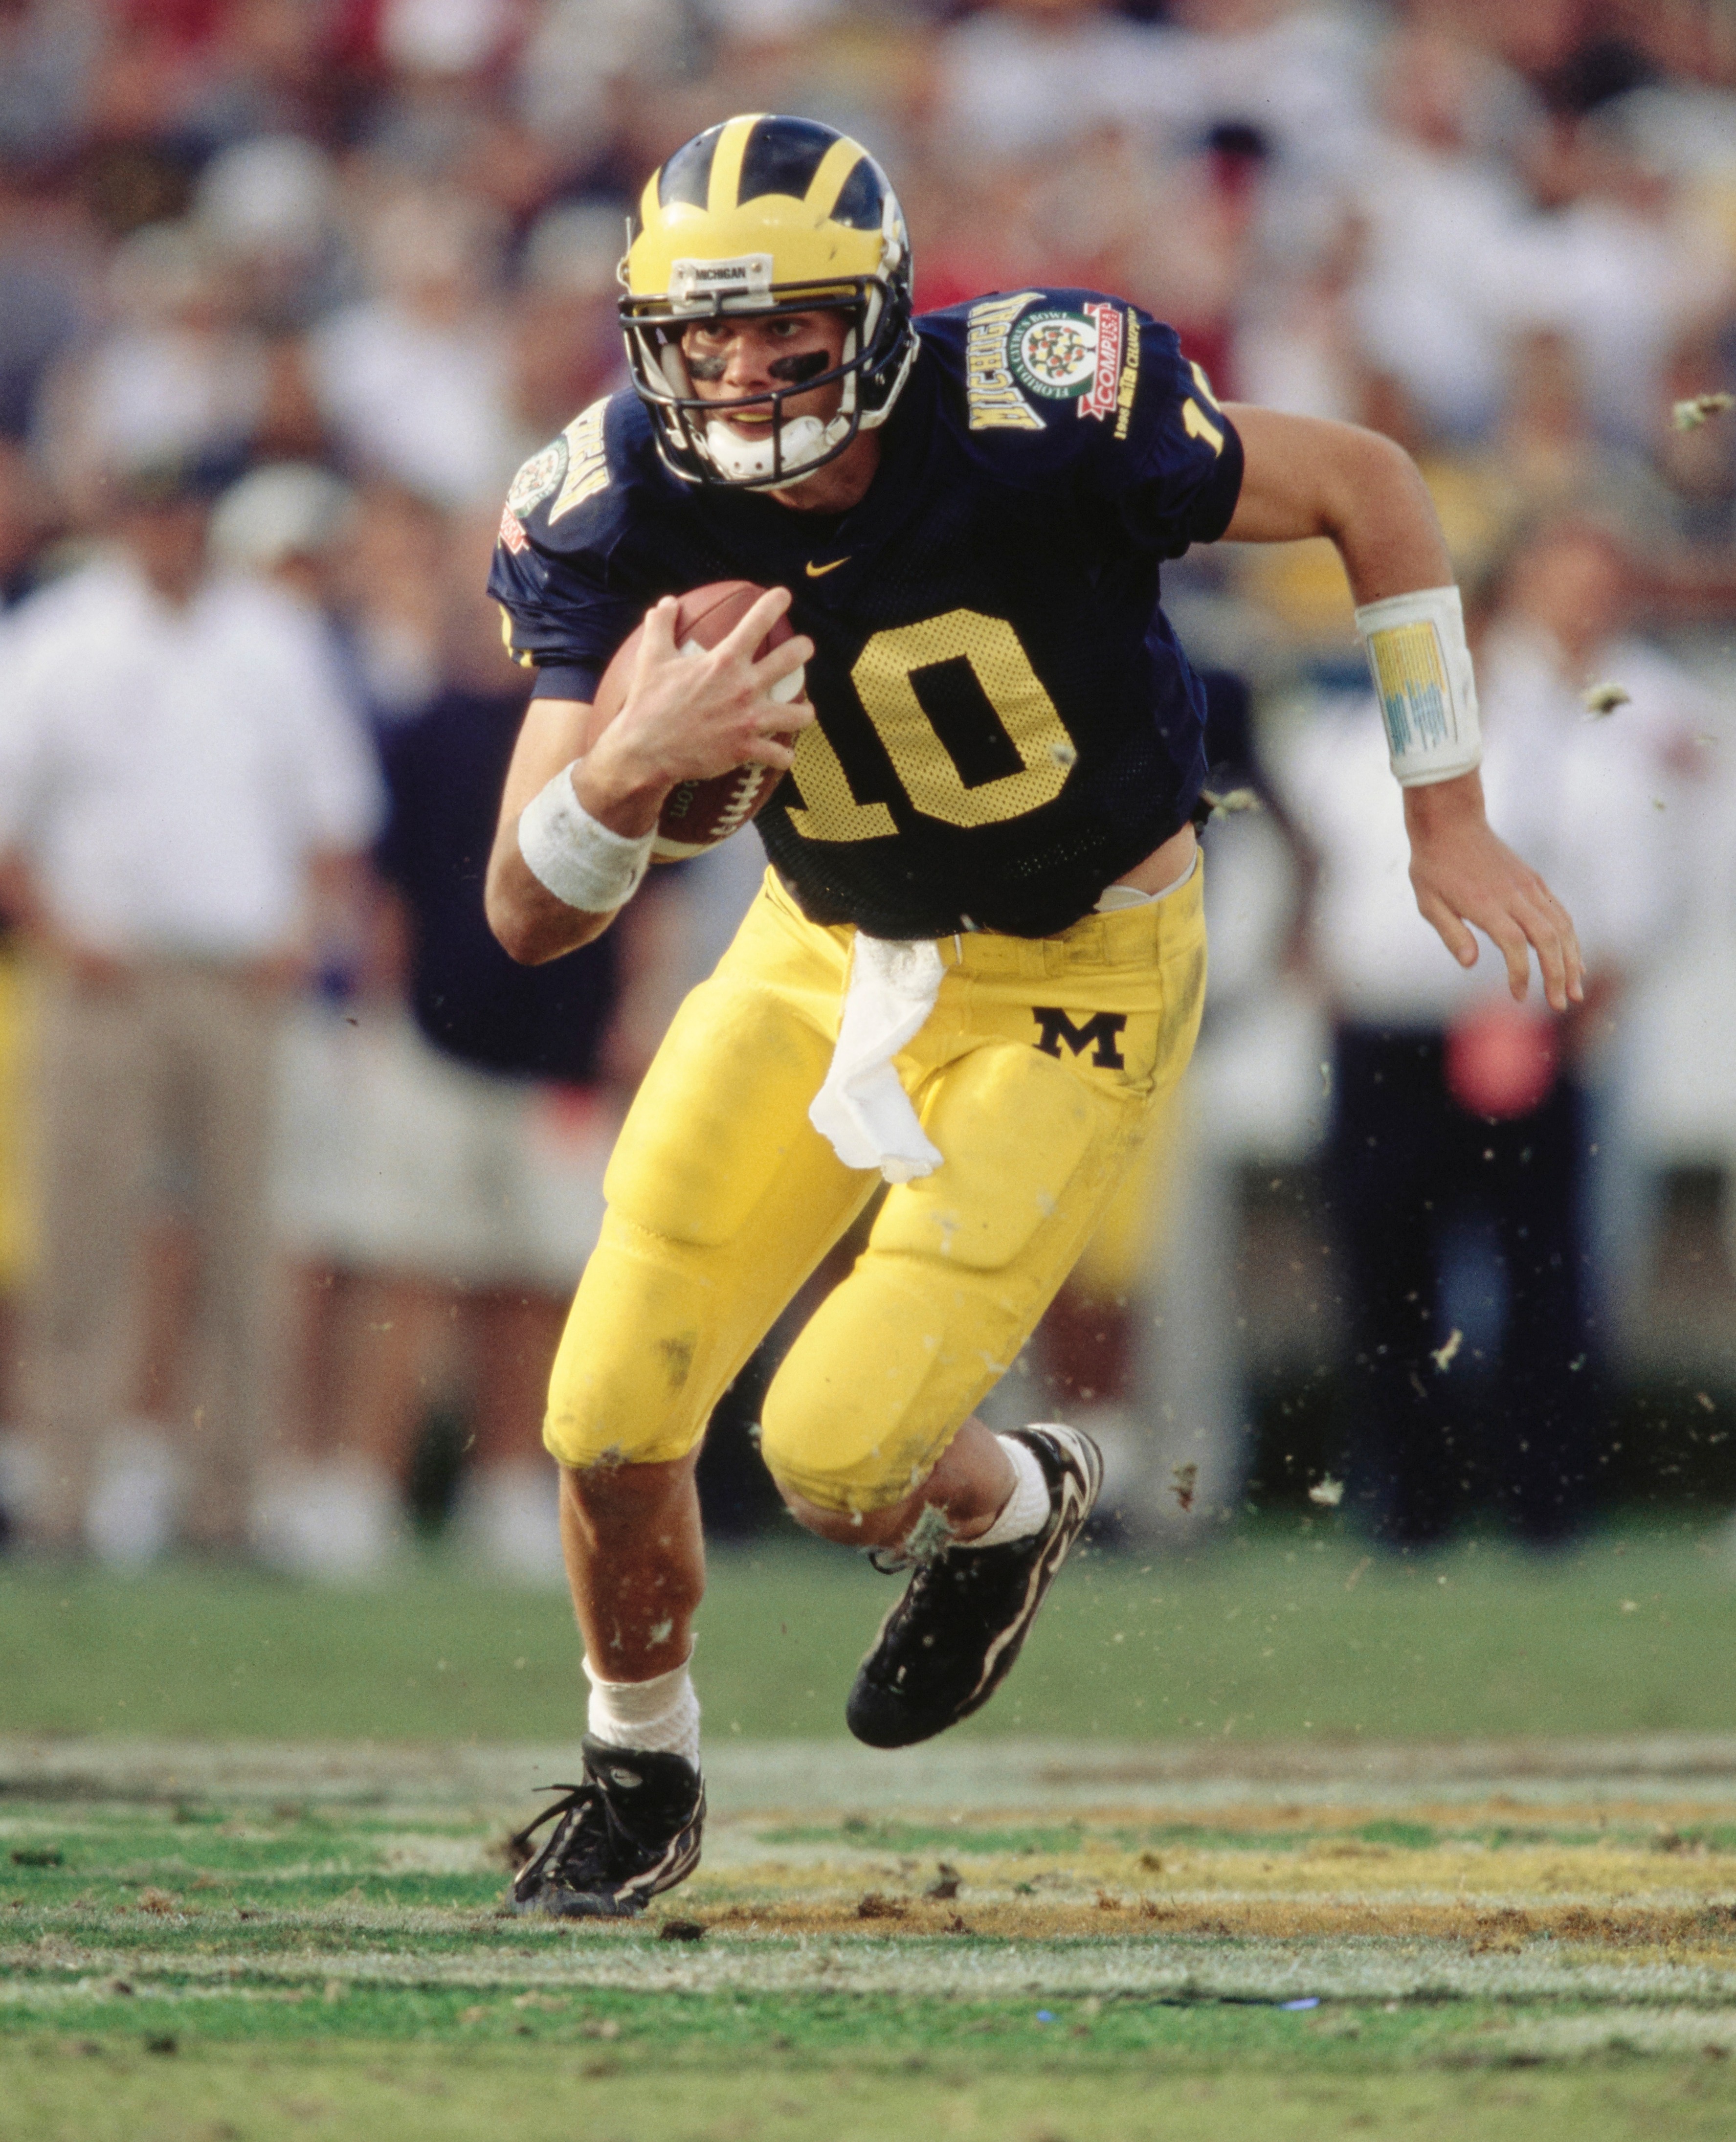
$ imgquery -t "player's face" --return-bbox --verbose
[680,310,850,437]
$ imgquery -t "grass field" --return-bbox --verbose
[4,1517,1732,1741]
[6,1520,1736,2139]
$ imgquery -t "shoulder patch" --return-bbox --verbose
[548,400,612,523]
[1008,308,1098,402]
[497,504,529,555]
[507,436,567,517]
[965,292,1043,432]
[1005,302,1127,424]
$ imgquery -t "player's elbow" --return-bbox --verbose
[488,894,550,965]
[492,901,609,964]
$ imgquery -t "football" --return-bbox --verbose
[587,580,806,861]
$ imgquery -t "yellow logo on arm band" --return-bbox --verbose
[1367,621,1455,757]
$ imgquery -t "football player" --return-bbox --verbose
[485,115,1582,1917]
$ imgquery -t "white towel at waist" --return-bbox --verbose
[807,935,945,1184]
[806,852,1197,1184]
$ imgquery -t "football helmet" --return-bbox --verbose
[620,113,915,490]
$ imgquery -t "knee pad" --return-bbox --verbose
[541,1219,718,1472]
[758,1263,997,1516]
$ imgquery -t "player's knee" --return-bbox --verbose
[762,1448,915,1519]
[540,1219,720,1471]
[542,1411,674,1474]
[758,1395,935,1517]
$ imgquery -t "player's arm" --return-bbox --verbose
[485,589,814,965]
[1220,403,1583,1014]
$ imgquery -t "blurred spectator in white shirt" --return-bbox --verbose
[307,184,520,509]
[931,0,1160,162]
[193,134,349,335]
[1137,0,1372,189]
[0,446,383,1563]
[516,0,696,184]
[1489,97,1734,452]
[1347,26,1540,444]
[510,203,632,447]
[35,221,275,521]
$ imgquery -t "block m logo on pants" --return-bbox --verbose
[1032,1007,1127,1070]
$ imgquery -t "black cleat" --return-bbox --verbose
[508,1736,705,1918]
[845,1424,1103,1750]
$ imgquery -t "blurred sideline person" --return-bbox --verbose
[481,116,1581,1919]
[0,448,383,1560]
[266,510,682,1583]
[1282,515,1701,1547]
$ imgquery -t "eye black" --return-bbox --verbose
[769,349,829,386]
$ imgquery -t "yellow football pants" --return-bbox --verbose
[543,866,1207,1512]
[1067,1077,1185,1304]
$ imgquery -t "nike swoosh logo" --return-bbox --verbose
[805,557,848,578]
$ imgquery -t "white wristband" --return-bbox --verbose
[517,764,653,913]
[1354,583,1483,786]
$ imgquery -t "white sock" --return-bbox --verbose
[583,1655,701,1767]
[969,1433,1052,1549]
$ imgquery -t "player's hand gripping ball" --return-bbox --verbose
[589,581,807,861]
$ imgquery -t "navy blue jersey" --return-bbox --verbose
[489,290,1243,939]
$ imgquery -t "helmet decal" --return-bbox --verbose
[657,127,722,211]
[829,155,888,233]
[736,115,846,206]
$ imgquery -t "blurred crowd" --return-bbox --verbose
[0,0,1735,1576]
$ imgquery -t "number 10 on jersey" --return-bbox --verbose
[785,608,1076,842]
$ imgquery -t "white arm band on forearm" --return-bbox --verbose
[516,764,653,913]
[1354,583,1483,786]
